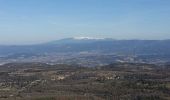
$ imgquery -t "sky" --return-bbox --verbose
[0,0,170,44]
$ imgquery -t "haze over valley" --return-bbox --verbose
[1,38,170,66]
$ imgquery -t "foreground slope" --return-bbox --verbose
[0,62,170,100]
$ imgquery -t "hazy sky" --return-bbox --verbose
[0,0,170,44]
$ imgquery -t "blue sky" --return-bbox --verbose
[0,0,170,44]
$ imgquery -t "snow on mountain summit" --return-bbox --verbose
[73,37,105,40]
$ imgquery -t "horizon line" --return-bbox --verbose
[0,37,170,46]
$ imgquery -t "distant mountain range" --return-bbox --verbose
[1,38,170,56]
[1,38,170,66]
